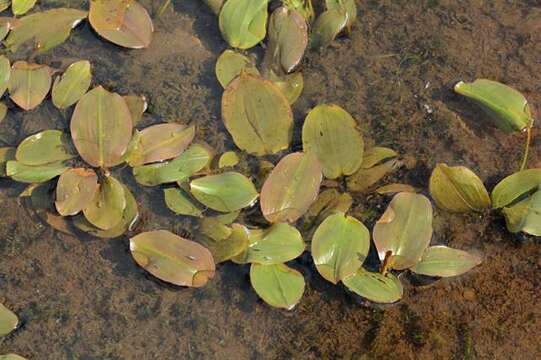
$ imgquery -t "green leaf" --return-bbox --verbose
[501,190,541,236]
[190,172,258,212]
[129,230,215,287]
[0,147,15,177]
[218,0,268,49]
[126,123,195,166]
[55,168,99,216]
[222,73,293,156]
[266,70,303,105]
[202,0,224,15]
[232,223,305,265]
[325,0,356,30]
[0,354,27,360]
[200,222,250,263]
[0,55,10,98]
[123,95,147,126]
[215,49,260,88]
[89,0,153,49]
[133,144,212,186]
[454,79,533,132]
[375,183,417,195]
[52,60,92,109]
[360,146,398,168]
[8,61,52,111]
[0,303,18,336]
[218,151,239,168]
[265,6,307,73]
[429,163,491,212]
[309,8,348,49]
[260,152,322,223]
[410,246,482,277]
[6,160,68,183]
[311,212,370,284]
[164,187,204,217]
[0,1,10,12]
[15,130,75,166]
[250,263,305,309]
[12,0,36,16]
[491,169,541,208]
[373,192,433,270]
[302,104,364,179]
[302,188,353,229]
[4,8,87,53]
[83,175,126,230]
[346,159,401,192]
[342,268,403,304]
[70,86,133,168]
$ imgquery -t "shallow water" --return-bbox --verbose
[1,1,541,359]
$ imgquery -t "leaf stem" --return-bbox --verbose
[380,250,393,275]
[519,126,532,171]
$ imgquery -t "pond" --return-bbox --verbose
[1,1,540,359]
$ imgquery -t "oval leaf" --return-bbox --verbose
[222,73,293,155]
[0,303,18,336]
[454,79,532,132]
[71,86,133,168]
[0,147,15,177]
[233,223,305,265]
[164,187,203,217]
[201,223,250,263]
[190,172,258,212]
[123,95,147,126]
[361,146,398,168]
[130,230,215,287]
[373,192,433,270]
[410,246,482,277]
[55,168,99,216]
[302,104,364,179]
[260,152,322,223]
[218,0,268,49]
[326,0,357,30]
[52,60,92,109]
[491,169,541,208]
[89,0,153,49]
[6,160,68,183]
[215,49,260,88]
[311,212,370,284]
[218,151,239,168]
[267,70,303,105]
[8,61,52,111]
[83,175,126,230]
[347,159,401,193]
[429,163,491,212]
[309,8,348,49]
[15,130,75,166]
[501,190,541,236]
[343,269,403,304]
[12,0,36,15]
[250,263,305,310]
[0,55,10,98]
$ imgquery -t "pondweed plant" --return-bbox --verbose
[0,0,538,356]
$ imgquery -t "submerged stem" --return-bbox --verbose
[380,250,393,275]
[519,126,532,171]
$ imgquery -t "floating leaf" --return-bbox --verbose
[410,246,482,277]
[302,104,364,179]
[0,55,10,97]
[283,0,314,23]
[133,144,211,186]
[199,217,232,241]
[302,188,352,229]
[15,130,75,166]
[429,163,491,212]
[74,184,138,238]
[52,60,91,109]
[311,212,370,284]
[5,8,87,53]
[0,354,27,360]
[126,123,195,166]
[346,159,401,192]
[325,0,356,30]
[130,230,215,287]
[203,0,224,15]
[454,79,533,132]
[214,210,240,225]
[342,269,403,304]
[12,0,35,15]
[123,95,147,126]
[83,175,126,230]
[260,152,322,223]
[89,0,154,49]
[0,1,10,12]
[201,223,250,263]
[164,187,203,217]
[233,223,304,265]
[218,0,268,49]
[373,192,433,270]
[222,73,293,155]
[190,172,258,212]
[267,70,303,105]
[218,151,239,168]
[501,190,541,236]
[310,8,348,49]
[215,49,259,88]
[266,6,307,73]
[376,183,417,195]
[71,86,133,168]
[0,147,15,176]
[361,146,398,168]
[8,61,52,111]
[250,263,305,309]
[6,160,68,183]
[491,169,541,208]
[0,303,18,336]
[55,168,99,216]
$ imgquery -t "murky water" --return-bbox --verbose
[1,1,541,359]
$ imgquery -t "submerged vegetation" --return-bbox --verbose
[0,0,540,357]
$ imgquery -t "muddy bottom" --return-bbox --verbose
[1,1,541,359]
